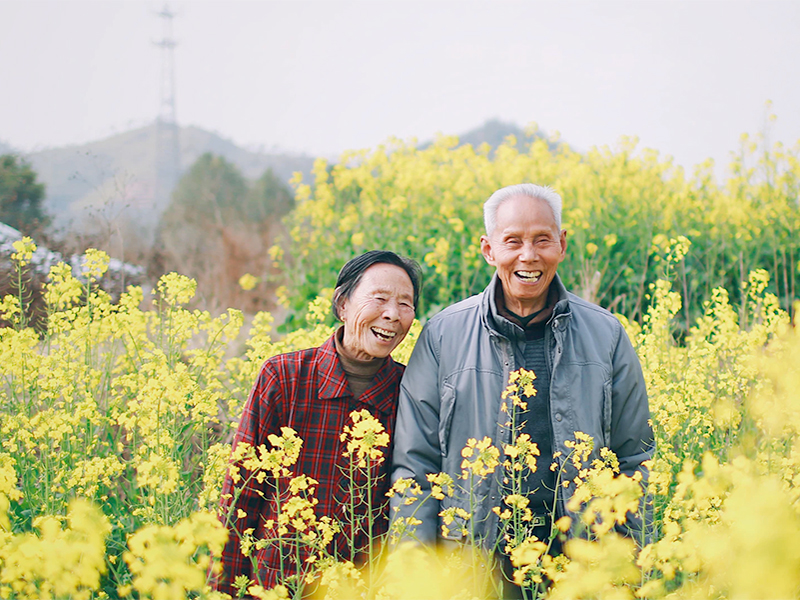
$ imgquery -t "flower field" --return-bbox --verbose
[274,115,799,332]
[2,126,800,598]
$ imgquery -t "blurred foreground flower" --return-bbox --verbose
[123,511,227,600]
[0,499,110,599]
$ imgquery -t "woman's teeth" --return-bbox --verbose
[516,270,542,282]
[371,327,396,340]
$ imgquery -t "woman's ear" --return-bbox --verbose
[333,288,346,321]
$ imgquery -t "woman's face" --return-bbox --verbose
[338,263,415,360]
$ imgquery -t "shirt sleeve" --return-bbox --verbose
[213,360,284,596]
[389,322,444,545]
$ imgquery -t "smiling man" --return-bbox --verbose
[390,184,654,590]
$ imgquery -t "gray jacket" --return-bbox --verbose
[390,274,654,549]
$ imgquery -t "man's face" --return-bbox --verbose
[480,194,567,316]
[339,263,416,360]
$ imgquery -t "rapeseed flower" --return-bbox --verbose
[460,437,500,478]
[340,409,390,467]
[10,237,36,266]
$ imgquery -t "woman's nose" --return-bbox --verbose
[382,299,401,320]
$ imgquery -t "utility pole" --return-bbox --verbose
[154,4,180,214]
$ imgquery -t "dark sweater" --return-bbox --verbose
[496,292,558,518]
[518,323,557,516]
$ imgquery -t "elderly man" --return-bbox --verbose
[390,184,654,561]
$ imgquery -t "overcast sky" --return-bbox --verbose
[2,0,799,176]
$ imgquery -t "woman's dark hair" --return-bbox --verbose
[332,250,422,320]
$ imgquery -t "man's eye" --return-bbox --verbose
[374,297,387,302]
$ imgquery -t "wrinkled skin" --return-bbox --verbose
[338,263,415,360]
[480,194,567,316]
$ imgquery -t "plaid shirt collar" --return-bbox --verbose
[315,334,402,416]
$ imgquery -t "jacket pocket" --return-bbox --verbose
[439,383,456,457]
[602,379,612,448]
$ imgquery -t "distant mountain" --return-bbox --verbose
[18,118,558,239]
[0,140,16,155]
[420,119,561,153]
[24,123,316,235]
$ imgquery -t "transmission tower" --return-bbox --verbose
[154,4,181,212]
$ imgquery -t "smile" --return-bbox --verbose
[515,270,542,282]
[371,327,397,341]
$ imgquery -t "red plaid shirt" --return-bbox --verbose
[214,334,404,596]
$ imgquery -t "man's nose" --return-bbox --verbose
[519,242,537,261]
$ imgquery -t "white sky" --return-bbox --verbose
[2,0,799,175]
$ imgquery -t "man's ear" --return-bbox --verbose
[480,235,496,267]
[559,229,567,259]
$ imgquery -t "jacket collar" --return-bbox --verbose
[315,334,401,416]
[315,335,351,399]
[481,272,571,340]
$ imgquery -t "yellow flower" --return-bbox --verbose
[249,583,289,599]
[426,472,455,499]
[387,477,422,498]
[155,272,197,306]
[124,511,227,599]
[0,500,110,599]
[239,273,258,291]
[555,516,572,532]
[460,437,500,478]
[11,236,36,266]
[504,494,530,510]
[289,474,319,495]
[81,248,110,281]
[341,409,389,467]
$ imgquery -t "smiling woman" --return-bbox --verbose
[213,250,421,597]
[337,263,417,361]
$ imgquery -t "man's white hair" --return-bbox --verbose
[483,183,563,236]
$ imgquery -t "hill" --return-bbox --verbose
[25,123,316,236]
[420,118,561,153]
[20,119,558,236]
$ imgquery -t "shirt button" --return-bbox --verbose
[555,413,563,422]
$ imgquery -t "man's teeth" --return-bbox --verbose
[372,327,397,340]
[516,271,542,281]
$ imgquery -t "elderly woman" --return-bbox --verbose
[214,250,421,596]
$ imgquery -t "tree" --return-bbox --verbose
[154,154,294,311]
[0,154,48,233]
[247,167,294,219]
